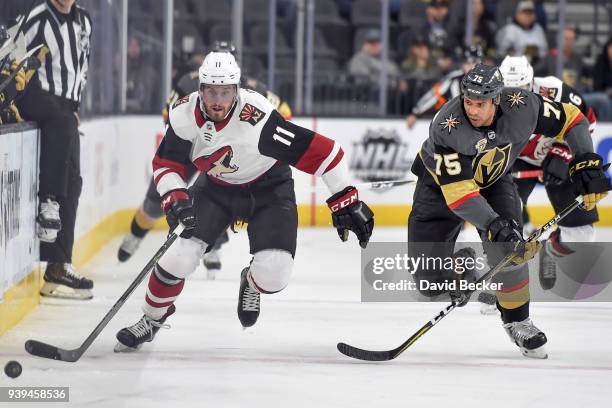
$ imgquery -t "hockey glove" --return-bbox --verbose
[541,142,572,186]
[326,186,374,248]
[569,153,611,211]
[161,189,196,238]
[486,217,541,266]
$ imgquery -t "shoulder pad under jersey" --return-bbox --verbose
[168,91,199,138]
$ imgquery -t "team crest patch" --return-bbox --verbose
[193,146,239,178]
[439,113,460,133]
[472,144,512,188]
[506,91,526,108]
[240,103,266,126]
[173,95,190,109]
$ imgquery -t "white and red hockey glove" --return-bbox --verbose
[326,186,374,248]
[161,189,196,238]
[541,142,572,186]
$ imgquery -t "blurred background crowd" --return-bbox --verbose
[1,0,611,120]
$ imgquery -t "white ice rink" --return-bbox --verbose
[1,227,612,407]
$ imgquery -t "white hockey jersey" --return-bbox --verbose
[153,88,348,197]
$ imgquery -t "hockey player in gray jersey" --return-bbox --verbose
[408,63,610,358]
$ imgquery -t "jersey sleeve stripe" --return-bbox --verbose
[155,172,187,197]
[440,179,480,208]
[448,190,481,209]
[152,156,189,181]
[294,133,334,174]
[324,148,344,174]
[556,103,585,140]
[315,140,341,176]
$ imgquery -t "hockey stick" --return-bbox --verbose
[511,170,543,179]
[24,224,185,362]
[314,179,416,192]
[337,196,584,361]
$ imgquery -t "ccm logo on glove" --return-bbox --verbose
[327,189,358,212]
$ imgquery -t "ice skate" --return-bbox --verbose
[40,263,93,300]
[202,248,221,280]
[477,292,499,315]
[539,242,557,290]
[237,267,260,328]
[503,318,548,359]
[37,196,62,243]
[117,232,144,262]
[114,305,175,352]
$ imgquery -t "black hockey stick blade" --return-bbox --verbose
[25,340,81,363]
[337,342,394,361]
[337,196,586,361]
[24,225,184,362]
[337,303,455,361]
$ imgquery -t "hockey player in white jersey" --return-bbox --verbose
[114,51,374,351]
[501,56,599,289]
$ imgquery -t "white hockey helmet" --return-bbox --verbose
[499,56,534,90]
[198,51,241,86]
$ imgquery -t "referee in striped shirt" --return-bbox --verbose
[16,0,94,299]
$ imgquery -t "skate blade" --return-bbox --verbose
[114,342,141,353]
[40,283,93,300]
[521,345,548,359]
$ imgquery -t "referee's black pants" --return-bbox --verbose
[17,83,82,264]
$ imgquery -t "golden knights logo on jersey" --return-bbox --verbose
[472,144,512,188]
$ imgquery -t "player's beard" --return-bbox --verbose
[205,101,234,122]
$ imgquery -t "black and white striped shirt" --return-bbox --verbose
[20,1,92,103]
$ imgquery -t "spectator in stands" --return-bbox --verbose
[400,35,440,116]
[126,36,160,113]
[417,0,450,59]
[347,28,402,85]
[401,35,440,83]
[586,38,612,121]
[535,24,583,87]
[496,0,547,63]
[592,38,612,97]
[447,0,497,58]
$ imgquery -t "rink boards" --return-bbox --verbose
[2,116,612,335]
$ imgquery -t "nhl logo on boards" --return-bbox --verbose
[240,103,266,126]
[349,128,412,185]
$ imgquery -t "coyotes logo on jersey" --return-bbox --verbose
[239,103,266,126]
[194,146,239,178]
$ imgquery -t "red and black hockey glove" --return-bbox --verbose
[541,142,572,186]
[569,153,612,211]
[326,186,374,248]
[161,189,196,238]
[486,217,541,266]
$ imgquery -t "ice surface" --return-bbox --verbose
[1,227,611,407]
